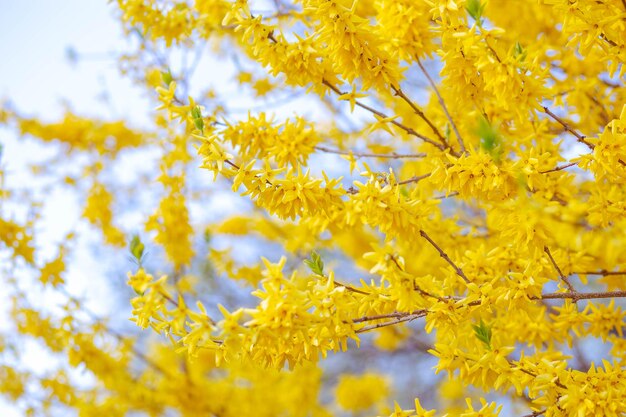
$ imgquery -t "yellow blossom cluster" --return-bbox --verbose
[4,0,626,417]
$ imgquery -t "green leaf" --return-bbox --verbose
[191,105,202,119]
[161,69,173,86]
[472,319,492,350]
[466,0,486,25]
[129,234,145,264]
[477,117,502,163]
[191,106,204,133]
[513,42,527,62]
[304,251,324,276]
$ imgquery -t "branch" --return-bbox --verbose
[520,410,547,417]
[542,106,595,149]
[544,246,576,293]
[537,290,626,302]
[333,280,370,295]
[539,161,578,174]
[571,270,626,276]
[314,145,426,159]
[419,230,470,283]
[353,290,626,327]
[355,311,427,333]
[322,80,446,152]
[397,173,431,185]
[416,57,466,153]
[391,85,449,150]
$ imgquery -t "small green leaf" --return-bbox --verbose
[191,105,204,133]
[472,319,492,350]
[466,0,486,25]
[304,251,325,276]
[513,42,527,62]
[129,234,145,264]
[161,69,173,86]
[194,118,204,133]
[477,117,502,163]
[191,105,202,119]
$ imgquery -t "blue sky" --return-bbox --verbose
[0,0,148,118]
[0,2,143,414]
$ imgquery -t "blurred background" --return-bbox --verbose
[0,1,457,415]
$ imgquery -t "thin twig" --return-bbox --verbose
[314,145,426,159]
[224,159,241,170]
[322,80,446,151]
[419,230,470,283]
[537,290,626,302]
[353,311,423,324]
[352,289,626,334]
[571,270,626,276]
[356,311,427,333]
[542,106,595,149]
[433,191,459,199]
[416,57,466,153]
[391,85,449,149]
[520,409,547,417]
[539,162,578,174]
[333,280,370,295]
[397,173,432,185]
[544,247,576,293]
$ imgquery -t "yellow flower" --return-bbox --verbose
[335,372,389,411]
[338,85,367,113]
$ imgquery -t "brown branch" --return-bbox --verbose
[322,80,446,151]
[416,57,466,153]
[333,280,370,295]
[520,410,547,417]
[539,162,578,174]
[537,290,626,302]
[544,247,576,293]
[353,290,626,325]
[434,191,459,199]
[484,37,502,63]
[397,173,432,185]
[571,270,626,276]
[224,159,241,170]
[542,106,595,149]
[391,85,449,150]
[353,310,423,324]
[419,230,470,283]
[314,145,426,159]
[355,311,427,333]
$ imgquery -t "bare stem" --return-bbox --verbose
[419,230,470,283]
[539,161,578,174]
[391,85,449,150]
[416,57,466,153]
[544,246,576,293]
[355,311,427,333]
[520,411,547,417]
[571,270,626,276]
[397,173,432,185]
[314,145,426,159]
[323,80,446,152]
[542,106,595,149]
